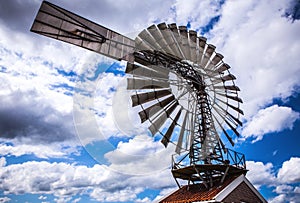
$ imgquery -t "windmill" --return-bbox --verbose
[31,1,247,188]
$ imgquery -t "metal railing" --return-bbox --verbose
[224,148,246,169]
[171,148,246,170]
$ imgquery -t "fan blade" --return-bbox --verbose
[212,53,224,65]
[210,74,236,84]
[31,1,134,60]
[158,23,182,58]
[135,36,154,52]
[125,63,169,79]
[131,89,172,107]
[178,26,190,60]
[215,85,240,91]
[213,101,243,126]
[215,63,231,73]
[205,53,224,70]
[221,74,236,81]
[139,95,175,122]
[216,92,243,103]
[196,36,207,65]
[161,108,182,147]
[218,137,227,153]
[228,103,244,115]
[127,78,169,90]
[189,30,197,63]
[137,29,162,52]
[189,30,197,43]
[175,111,188,154]
[148,101,178,135]
[221,124,235,146]
[213,114,235,146]
[147,24,174,56]
[168,23,185,59]
[201,44,216,68]
[214,96,244,116]
[224,118,240,137]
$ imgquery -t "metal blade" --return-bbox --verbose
[148,101,178,135]
[31,1,134,60]
[224,118,240,137]
[210,74,236,84]
[189,30,197,63]
[178,26,191,60]
[214,96,244,116]
[131,89,172,107]
[161,108,182,147]
[201,44,216,68]
[138,95,175,123]
[137,29,162,52]
[213,101,243,126]
[221,74,236,81]
[215,85,240,91]
[147,24,174,56]
[135,36,154,52]
[125,63,169,79]
[175,111,188,154]
[205,53,224,70]
[127,78,169,90]
[168,23,185,59]
[215,63,231,73]
[212,114,235,146]
[216,92,243,103]
[157,23,182,58]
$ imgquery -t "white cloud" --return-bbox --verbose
[268,194,287,203]
[246,160,276,189]
[277,157,300,184]
[247,158,300,202]
[0,157,6,167]
[104,134,176,175]
[0,158,175,202]
[0,197,11,203]
[274,184,293,194]
[0,1,300,202]
[0,143,78,159]
[0,88,78,146]
[294,187,300,193]
[242,105,299,142]
[210,0,300,119]
[173,0,222,30]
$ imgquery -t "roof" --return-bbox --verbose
[159,176,236,203]
[159,175,267,203]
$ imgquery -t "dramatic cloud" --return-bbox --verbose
[209,0,300,119]
[0,0,300,202]
[0,157,174,202]
[246,158,300,202]
[246,161,276,189]
[0,143,79,159]
[0,89,75,144]
[172,0,223,31]
[242,105,300,142]
[277,157,300,184]
[104,135,176,175]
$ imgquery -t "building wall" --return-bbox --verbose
[222,182,263,203]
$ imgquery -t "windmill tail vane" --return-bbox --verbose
[31,0,247,188]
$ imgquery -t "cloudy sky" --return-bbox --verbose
[0,0,300,202]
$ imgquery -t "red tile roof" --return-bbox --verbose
[159,177,237,203]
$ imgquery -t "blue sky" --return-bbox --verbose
[0,0,300,202]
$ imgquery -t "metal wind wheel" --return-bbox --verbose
[125,23,243,157]
[30,1,244,166]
